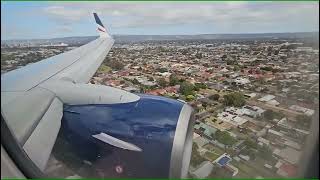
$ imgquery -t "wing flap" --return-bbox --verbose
[22,97,63,171]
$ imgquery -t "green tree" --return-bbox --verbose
[158,67,168,73]
[179,82,195,96]
[209,94,220,101]
[226,59,236,65]
[263,109,284,120]
[263,109,274,120]
[132,78,140,85]
[106,59,124,70]
[169,74,180,86]
[195,53,202,59]
[140,87,146,93]
[157,78,168,87]
[215,130,236,146]
[186,95,195,101]
[223,92,246,107]
[257,78,267,85]
[190,143,206,167]
[241,148,256,160]
[233,65,240,71]
[194,83,208,90]
[260,66,273,71]
[244,138,258,150]
[258,145,274,161]
[148,76,154,81]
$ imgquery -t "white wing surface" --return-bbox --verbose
[1,13,116,170]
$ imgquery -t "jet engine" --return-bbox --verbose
[44,81,195,178]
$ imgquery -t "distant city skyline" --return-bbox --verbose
[1,2,319,40]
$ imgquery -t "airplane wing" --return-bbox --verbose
[1,13,114,92]
[1,13,195,178]
[1,13,115,170]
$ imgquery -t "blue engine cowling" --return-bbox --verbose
[59,94,195,178]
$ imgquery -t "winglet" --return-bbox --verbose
[93,13,111,38]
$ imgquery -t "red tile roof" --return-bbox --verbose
[279,163,297,177]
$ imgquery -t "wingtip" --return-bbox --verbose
[93,12,111,38]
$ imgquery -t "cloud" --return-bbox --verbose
[56,25,73,32]
[40,2,319,31]
[43,5,90,22]
[2,1,319,39]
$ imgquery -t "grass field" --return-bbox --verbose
[204,151,221,161]
[203,143,225,155]
[231,158,279,178]
[97,64,112,73]
[232,161,260,178]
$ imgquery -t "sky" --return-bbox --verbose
[1,1,319,40]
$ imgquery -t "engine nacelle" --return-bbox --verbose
[45,82,195,178]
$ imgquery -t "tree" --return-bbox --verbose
[194,83,207,91]
[215,130,236,146]
[258,145,274,161]
[169,74,180,86]
[209,94,220,101]
[257,78,267,85]
[223,92,246,107]
[244,138,258,150]
[195,53,202,59]
[157,78,168,87]
[221,54,227,59]
[158,67,168,73]
[296,114,312,129]
[226,59,236,65]
[190,143,206,167]
[179,82,195,96]
[148,76,154,81]
[186,95,195,101]
[106,59,124,70]
[260,66,273,71]
[132,78,140,85]
[263,109,284,121]
[140,87,146,93]
[179,78,186,83]
[241,148,256,160]
[263,109,275,120]
[233,65,240,71]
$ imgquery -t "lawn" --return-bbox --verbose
[97,64,112,73]
[204,151,221,161]
[203,143,224,155]
[232,161,260,178]
[233,169,251,178]
[232,158,279,178]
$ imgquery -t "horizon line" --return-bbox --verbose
[2,31,319,41]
